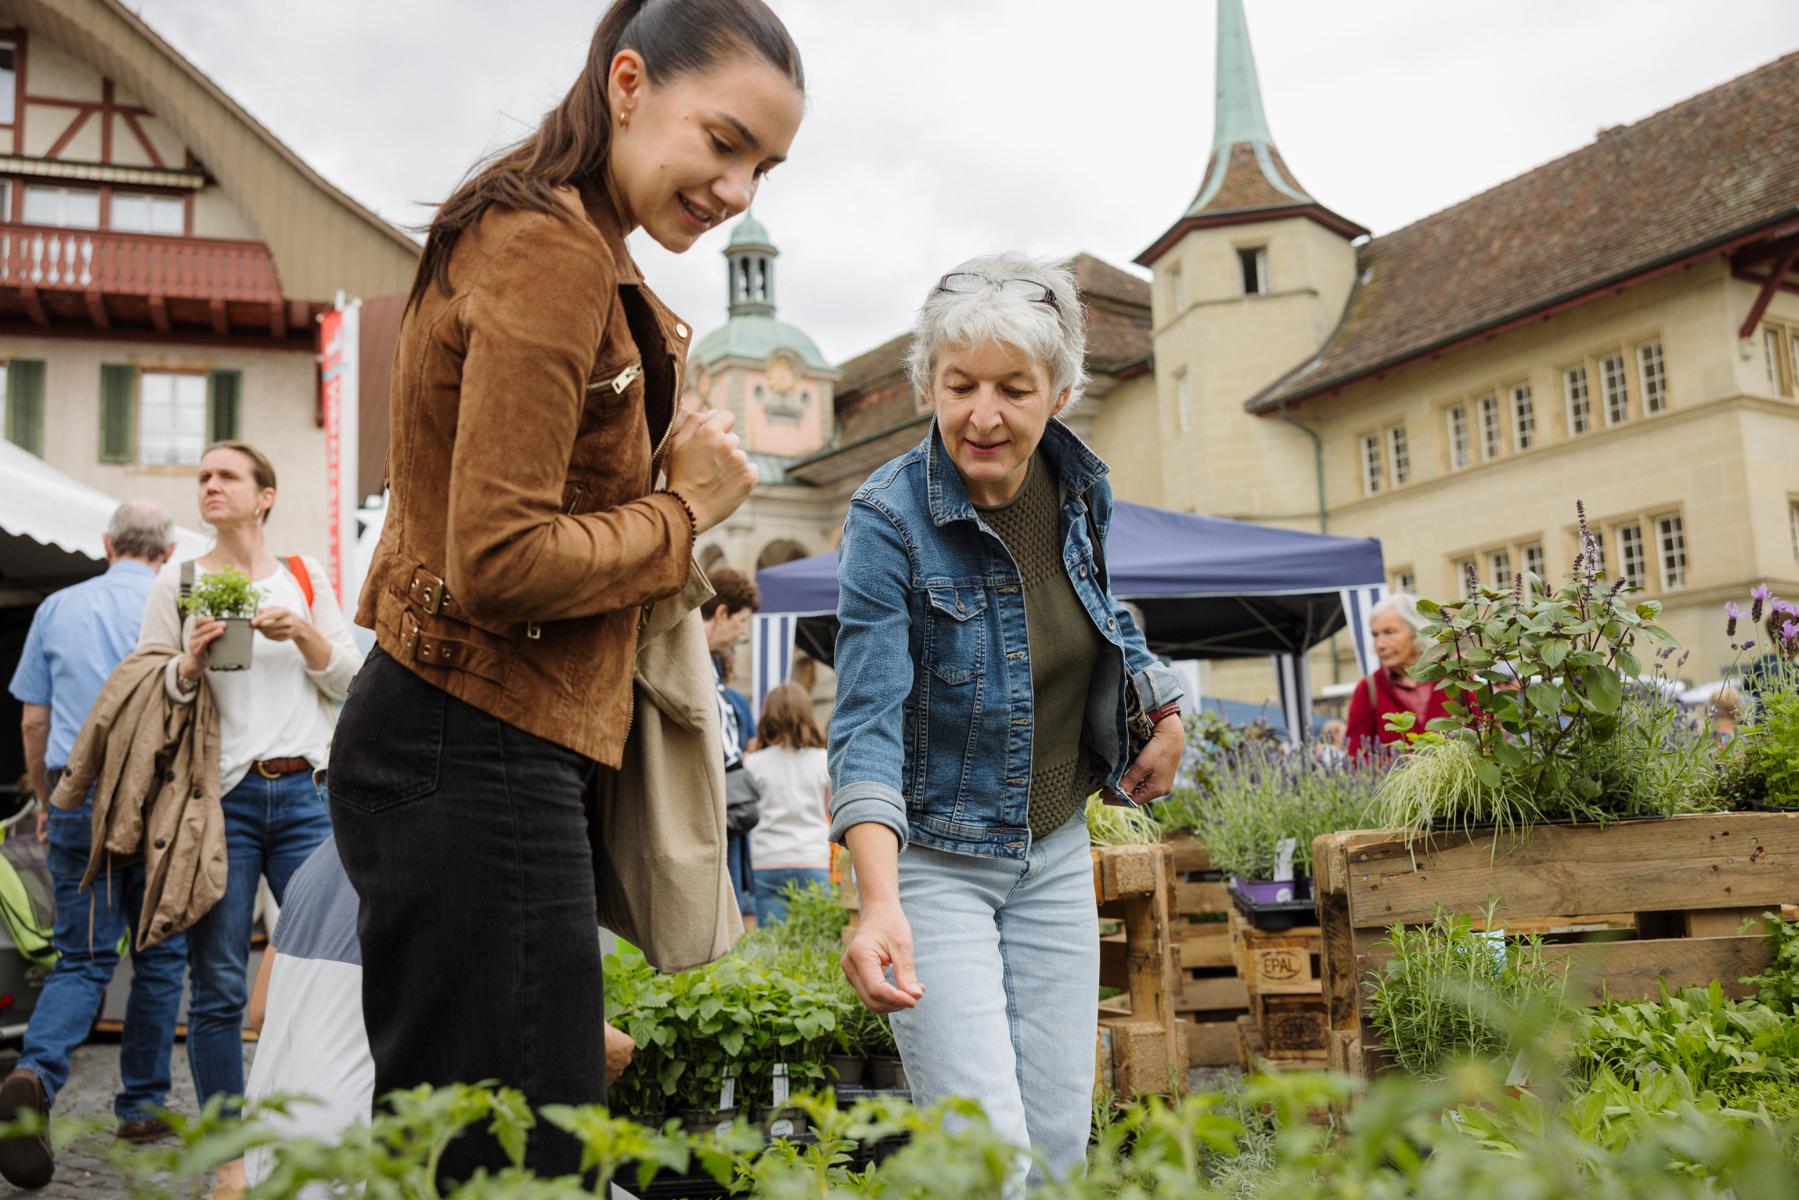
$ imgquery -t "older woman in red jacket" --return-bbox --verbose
[1345,593,1455,757]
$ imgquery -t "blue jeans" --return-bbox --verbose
[752,866,830,924]
[888,816,1097,1191]
[16,801,187,1120]
[726,832,754,915]
[186,769,333,1107]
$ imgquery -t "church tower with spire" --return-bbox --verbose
[1137,0,1367,523]
[687,211,840,460]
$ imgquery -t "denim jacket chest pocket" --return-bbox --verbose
[922,583,987,685]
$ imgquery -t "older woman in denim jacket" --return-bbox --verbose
[829,254,1185,1187]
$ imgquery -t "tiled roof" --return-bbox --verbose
[1249,50,1799,412]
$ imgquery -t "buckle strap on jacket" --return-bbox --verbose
[405,565,460,617]
[399,609,510,681]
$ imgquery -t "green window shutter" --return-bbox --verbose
[207,369,242,443]
[98,363,136,464]
[5,359,45,456]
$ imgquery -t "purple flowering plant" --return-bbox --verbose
[1720,584,1799,809]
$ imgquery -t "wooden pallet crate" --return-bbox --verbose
[1226,907,1328,1068]
[1092,844,1188,1097]
[1312,812,1799,1078]
[1236,1013,1329,1073]
[1162,832,1252,1066]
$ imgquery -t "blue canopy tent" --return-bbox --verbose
[751,501,1387,739]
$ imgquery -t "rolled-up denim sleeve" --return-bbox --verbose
[827,500,913,851]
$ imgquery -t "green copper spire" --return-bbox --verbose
[1187,0,1311,215]
[1212,0,1274,150]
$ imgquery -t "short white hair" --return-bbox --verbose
[107,499,173,561]
[904,252,1089,410]
[1370,591,1428,635]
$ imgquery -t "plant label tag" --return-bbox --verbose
[1478,929,1507,967]
[1272,838,1297,882]
[772,1062,789,1106]
[1504,1049,1531,1088]
[719,1074,736,1110]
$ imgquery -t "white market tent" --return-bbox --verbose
[0,440,210,599]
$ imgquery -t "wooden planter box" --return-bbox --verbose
[1311,812,1799,1077]
[1161,832,1250,1067]
[1093,843,1188,1097]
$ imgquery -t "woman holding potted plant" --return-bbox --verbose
[138,440,361,1112]
[326,0,804,1181]
[829,254,1186,1188]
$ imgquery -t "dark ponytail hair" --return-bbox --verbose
[408,0,803,310]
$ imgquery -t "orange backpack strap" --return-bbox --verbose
[284,555,314,610]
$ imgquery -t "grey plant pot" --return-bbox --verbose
[208,617,255,671]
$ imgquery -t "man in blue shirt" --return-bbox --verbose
[0,500,188,1189]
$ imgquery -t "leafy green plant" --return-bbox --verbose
[1085,792,1165,846]
[178,565,260,619]
[1392,501,1680,833]
[1376,737,1539,845]
[1364,905,1569,1079]
[1747,909,1799,1013]
[1557,680,1723,820]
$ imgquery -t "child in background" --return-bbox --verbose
[743,683,831,923]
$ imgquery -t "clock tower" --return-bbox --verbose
[686,211,839,459]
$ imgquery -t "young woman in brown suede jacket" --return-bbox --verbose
[326,0,803,1179]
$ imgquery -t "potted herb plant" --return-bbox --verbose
[179,565,261,672]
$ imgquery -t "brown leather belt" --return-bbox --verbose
[252,757,310,779]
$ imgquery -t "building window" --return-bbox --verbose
[1477,392,1502,459]
[1564,364,1591,435]
[1600,352,1629,425]
[1585,529,1607,577]
[1456,557,1478,596]
[110,192,185,236]
[1237,246,1268,296]
[1445,404,1470,469]
[1638,340,1666,414]
[136,372,209,466]
[0,44,16,126]
[1656,514,1686,590]
[1522,542,1545,585]
[1359,433,1382,495]
[1790,499,1799,563]
[1387,425,1410,486]
[22,185,101,229]
[1394,568,1416,594]
[1168,262,1184,313]
[1488,548,1512,589]
[1615,522,1646,589]
[1175,371,1192,434]
[1791,332,1799,400]
[1510,383,1535,450]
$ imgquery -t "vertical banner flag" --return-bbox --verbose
[1339,585,1389,677]
[750,613,796,720]
[319,297,361,605]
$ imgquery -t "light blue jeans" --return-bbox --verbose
[889,816,1097,1189]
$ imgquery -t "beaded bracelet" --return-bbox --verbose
[660,488,698,544]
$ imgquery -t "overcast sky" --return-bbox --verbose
[133,1,1797,365]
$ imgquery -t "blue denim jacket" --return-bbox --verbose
[827,420,1183,860]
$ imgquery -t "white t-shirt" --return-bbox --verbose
[743,745,830,870]
[244,838,371,1193]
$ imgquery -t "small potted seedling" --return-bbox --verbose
[180,566,261,672]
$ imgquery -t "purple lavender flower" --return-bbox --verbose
[1783,619,1799,645]
[1725,601,1741,637]
[1751,584,1770,623]
[1741,639,1758,652]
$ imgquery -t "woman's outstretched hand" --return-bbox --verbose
[840,899,925,1014]
[1114,713,1185,804]
[663,408,757,533]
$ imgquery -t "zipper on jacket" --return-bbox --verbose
[590,362,643,396]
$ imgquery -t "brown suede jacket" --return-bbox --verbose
[359,183,696,765]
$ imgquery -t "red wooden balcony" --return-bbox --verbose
[0,223,314,343]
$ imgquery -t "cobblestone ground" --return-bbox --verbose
[0,1039,251,1200]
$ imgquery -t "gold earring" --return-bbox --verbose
[618,108,629,128]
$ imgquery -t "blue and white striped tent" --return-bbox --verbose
[750,501,1385,740]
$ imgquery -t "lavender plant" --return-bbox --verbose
[1719,584,1799,810]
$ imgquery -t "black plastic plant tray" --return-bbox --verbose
[1229,883,1317,931]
